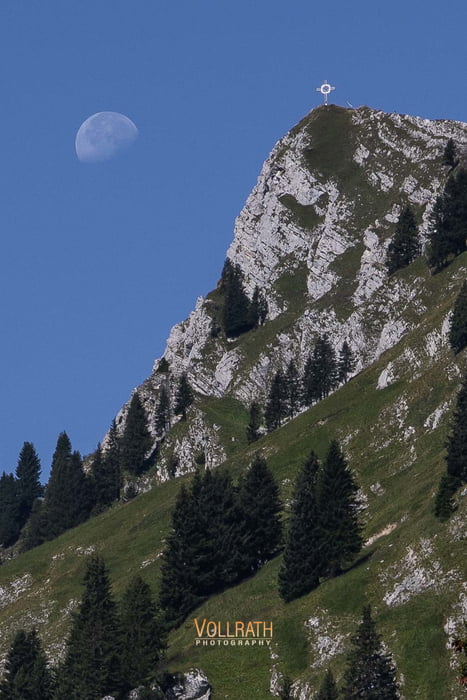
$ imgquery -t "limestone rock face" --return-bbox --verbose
[114,105,467,476]
[164,668,211,700]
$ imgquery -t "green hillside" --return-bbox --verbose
[0,254,466,699]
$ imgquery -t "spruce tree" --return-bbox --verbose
[434,474,458,520]
[237,454,282,572]
[15,442,43,528]
[443,138,457,168]
[246,401,262,443]
[42,434,92,540]
[318,441,362,578]
[285,360,300,418]
[220,259,253,337]
[174,373,194,420]
[91,442,121,513]
[303,335,338,404]
[265,371,287,431]
[158,482,206,628]
[0,628,54,700]
[341,606,399,699]
[120,576,165,692]
[338,341,356,384]
[428,169,467,271]
[0,472,21,547]
[445,371,467,484]
[56,555,122,699]
[449,280,467,353]
[155,383,171,434]
[316,669,338,700]
[120,392,152,475]
[386,205,420,274]
[278,451,322,602]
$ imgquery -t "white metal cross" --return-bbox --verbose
[316,80,335,105]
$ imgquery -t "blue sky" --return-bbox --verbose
[1,0,466,480]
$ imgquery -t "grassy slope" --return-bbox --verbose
[0,257,466,699]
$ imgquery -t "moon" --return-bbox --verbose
[75,112,138,163]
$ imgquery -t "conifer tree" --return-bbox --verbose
[341,606,399,699]
[237,454,282,572]
[15,442,43,528]
[303,335,338,404]
[386,205,420,274]
[278,451,322,601]
[250,285,268,327]
[443,138,457,168]
[318,441,362,578]
[120,576,165,692]
[158,481,206,628]
[445,371,467,484]
[120,392,152,475]
[155,383,171,434]
[91,441,121,513]
[174,373,194,420]
[265,371,287,431]
[316,669,338,700]
[56,555,122,699]
[434,474,458,520]
[338,341,356,384]
[449,280,467,353]
[285,360,300,418]
[221,259,253,337]
[428,168,467,271]
[0,472,21,547]
[0,628,54,700]
[42,434,92,540]
[246,401,262,443]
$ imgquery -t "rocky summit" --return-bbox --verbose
[115,105,467,479]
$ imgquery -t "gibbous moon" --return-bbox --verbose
[75,112,138,163]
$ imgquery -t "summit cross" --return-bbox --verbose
[316,80,335,105]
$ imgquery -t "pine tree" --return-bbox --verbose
[220,259,254,337]
[316,669,339,700]
[338,341,356,384]
[278,451,322,602]
[155,383,171,434]
[449,280,467,353]
[120,392,152,475]
[318,441,362,578]
[0,628,54,700]
[246,401,262,443]
[15,442,43,528]
[386,205,420,274]
[443,138,458,168]
[341,606,399,699]
[174,373,194,420]
[265,371,287,431]
[56,555,122,699]
[285,360,301,418]
[445,371,467,485]
[237,454,282,573]
[120,576,165,692]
